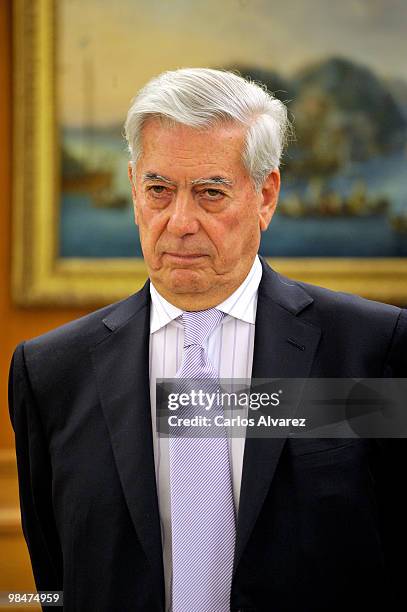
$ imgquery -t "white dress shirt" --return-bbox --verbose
[148,254,262,611]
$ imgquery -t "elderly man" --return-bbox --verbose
[9,68,407,612]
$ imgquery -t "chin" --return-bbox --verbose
[168,269,209,294]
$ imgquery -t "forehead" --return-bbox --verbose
[138,117,248,177]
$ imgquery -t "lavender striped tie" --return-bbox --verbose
[169,308,236,612]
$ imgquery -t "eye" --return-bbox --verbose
[202,188,224,199]
[148,185,169,196]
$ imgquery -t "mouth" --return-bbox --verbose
[164,252,207,264]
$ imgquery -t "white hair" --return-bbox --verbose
[124,67,292,190]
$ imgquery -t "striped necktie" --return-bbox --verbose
[169,308,236,612]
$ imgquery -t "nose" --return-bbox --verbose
[166,191,200,237]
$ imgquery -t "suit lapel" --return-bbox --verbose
[90,280,164,607]
[234,258,322,573]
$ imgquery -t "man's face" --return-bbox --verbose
[128,118,280,310]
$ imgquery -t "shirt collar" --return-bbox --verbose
[149,254,262,333]
[149,282,183,333]
[216,254,262,324]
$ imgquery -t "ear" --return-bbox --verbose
[128,161,139,225]
[258,168,280,231]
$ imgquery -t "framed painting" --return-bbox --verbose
[12,0,407,306]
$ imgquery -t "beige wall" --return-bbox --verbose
[0,3,88,600]
[0,0,89,451]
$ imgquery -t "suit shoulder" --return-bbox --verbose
[290,275,407,375]
[260,258,402,327]
[25,301,116,350]
[265,261,402,343]
[295,277,401,319]
[20,289,148,363]
[282,275,403,352]
[12,283,151,401]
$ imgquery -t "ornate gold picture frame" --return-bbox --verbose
[12,0,407,307]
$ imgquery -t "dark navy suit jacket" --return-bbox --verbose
[8,257,407,611]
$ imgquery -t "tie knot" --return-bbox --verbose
[182,308,224,348]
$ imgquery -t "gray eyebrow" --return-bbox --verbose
[142,172,177,185]
[190,176,234,187]
[142,172,233,188]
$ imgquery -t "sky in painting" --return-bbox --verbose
[58,0,407,127]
